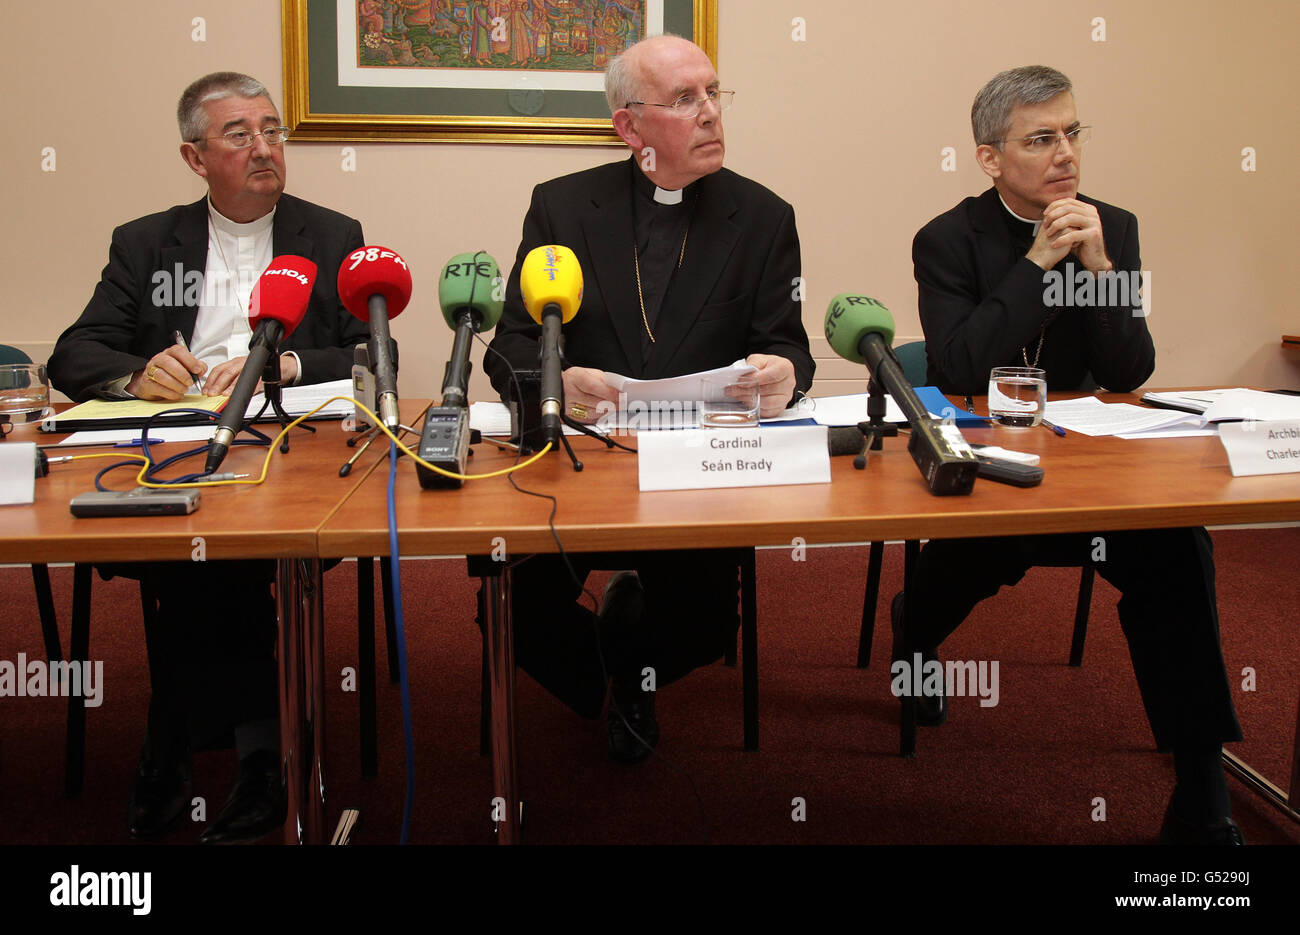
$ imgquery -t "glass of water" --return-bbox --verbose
[988,366,1046,427]
[698,374,759,428]
[0,364,51,423]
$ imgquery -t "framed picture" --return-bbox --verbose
[281,0,719,144]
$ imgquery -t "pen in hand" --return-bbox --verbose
[172,330,205,394]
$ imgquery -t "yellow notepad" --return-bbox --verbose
[43,394,229,431]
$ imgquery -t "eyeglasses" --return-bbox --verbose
[193,126,291,148]
[994,126,1092,154]
[625,89,735,120]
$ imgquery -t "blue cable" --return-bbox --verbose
[387,440,415,844]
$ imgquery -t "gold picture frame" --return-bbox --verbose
[281,0,719,144]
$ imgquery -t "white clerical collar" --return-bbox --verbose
[997,192,1043,235]
[207,197,275,237]
[653,186,683,205]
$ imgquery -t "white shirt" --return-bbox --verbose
[189,199,275,368]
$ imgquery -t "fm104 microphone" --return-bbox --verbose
[204,255,316,474]
[337,246,412,431]
[824,294,978,495]
[417,252,505,490]
[519,245,582,448]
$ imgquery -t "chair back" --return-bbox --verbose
[892,341,928,386]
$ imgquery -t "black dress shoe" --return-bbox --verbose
[127,740,192,839]
[607,676,659,764]
[198,750,286,845]
[890,591,946,727]
[1158,796,1245,845]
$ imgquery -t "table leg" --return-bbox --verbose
[277,557,326,844]
[482,565,520,844]
[1220,687,1300,825]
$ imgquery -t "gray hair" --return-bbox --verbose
[971,66,1073,146]
[604,33,687,116]
[178,72,273,142]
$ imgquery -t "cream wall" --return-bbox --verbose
[3,0,1296,401]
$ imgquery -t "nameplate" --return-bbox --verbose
[1219,420,1300,477]
[0,442,36,506]
[637,426,830,492]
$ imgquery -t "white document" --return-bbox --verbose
[1202,389,1300,423]
[1043,397,1206,437]
[467,400,588,437]
[247,378,354,419]
[1219,420,1300,476]
[0,442,37,506]
[637,426,830,491]
[58,426,218,447]
[603,360,756,406]
[805,393,907,426]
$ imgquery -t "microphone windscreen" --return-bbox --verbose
[827,425,865,456]
[337,246,413,322]
[439,252,503,332]
[249,255,317,337]
[823,294,896,364]
[520,245,582,324]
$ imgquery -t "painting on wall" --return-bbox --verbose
[282,0,717,143]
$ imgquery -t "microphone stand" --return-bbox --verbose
[248,352,315,453]
[852,375,899,470]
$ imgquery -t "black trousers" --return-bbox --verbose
[101,560,279,751]
[480,549,743,719]
[910,527,1242,750]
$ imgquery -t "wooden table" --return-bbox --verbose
[320,392,1300,842]
[0,413,390,844]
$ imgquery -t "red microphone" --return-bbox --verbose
[337,246,411,430]
[249,255,317,336]
[205,255,318,473]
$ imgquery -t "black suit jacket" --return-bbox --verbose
[49,193,370,402]
[485,158,814,400]
[913,186,1154,395]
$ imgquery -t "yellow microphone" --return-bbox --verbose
[519,245,584,444]
[520,245,583,324]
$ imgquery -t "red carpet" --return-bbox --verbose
[1,529,1297,845]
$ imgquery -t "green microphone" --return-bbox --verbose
[823,293,977,496]
[417,252,503,491]
[438,252,503,408]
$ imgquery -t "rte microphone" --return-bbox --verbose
[519,244,583,448]
[416,252,505,490]
[337,246,412,431]
[823,294,978,495]
[205,256,316,474]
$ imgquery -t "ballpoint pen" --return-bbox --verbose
[172,330,205,393]
[1042,418,1066,437]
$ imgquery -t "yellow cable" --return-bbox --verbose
[65,397,551,488]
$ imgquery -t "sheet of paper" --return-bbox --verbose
[603,360,757,405]
[1043,397,1206,436]
[247,378,354,419]
[467,400,588,436]
[804,393,906,426]
[1201,388,1300,423]
[1141,389,1239,413]
[58,426,217,447]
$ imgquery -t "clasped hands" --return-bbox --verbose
[563,353,797,424]
[1027,198,1112,273]
[126,348,299,402]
